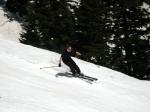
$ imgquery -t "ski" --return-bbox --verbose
[56,72,98,84]
[77,74,98,81]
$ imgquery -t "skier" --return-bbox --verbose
[58,45,82,76]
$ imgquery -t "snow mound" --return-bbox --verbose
[0,7,22,42]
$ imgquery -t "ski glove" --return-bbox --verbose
[58,63,61,67]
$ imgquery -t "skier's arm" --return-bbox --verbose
[76,51,81,56]
[71,48,81,56]
[58,56,62,67]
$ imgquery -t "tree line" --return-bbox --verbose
[5,0,150,80]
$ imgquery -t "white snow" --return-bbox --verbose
[0,6,150,112]
[142,2,150,12]
[0,7,22,42]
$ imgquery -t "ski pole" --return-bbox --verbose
[40,66,59,69]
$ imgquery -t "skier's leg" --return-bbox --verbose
[68,63,77,75]
[72,63,81,74]
[63,61,76,75]
[62,58,81,76]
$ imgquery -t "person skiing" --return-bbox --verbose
[58,45,82,76]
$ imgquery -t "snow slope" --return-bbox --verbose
[0,7,22,42]
[0,38,150,112]
[0,6,150,112]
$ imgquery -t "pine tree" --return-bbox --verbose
[5,0,29,18]
[20,0,75,52]
[75,0,109,63]
[0,0,6,7]
[104,0,150,79]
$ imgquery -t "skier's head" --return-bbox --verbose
[66,45,72,53]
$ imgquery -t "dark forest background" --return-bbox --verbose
[3,0,150,80]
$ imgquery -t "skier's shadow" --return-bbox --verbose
[55,72,74,78]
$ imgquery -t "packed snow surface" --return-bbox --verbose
[0,6,150,112]
[0,38,150,112]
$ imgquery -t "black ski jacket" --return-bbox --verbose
[61,50,75,63]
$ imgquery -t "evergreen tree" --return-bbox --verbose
[20,0,75,52]
[0,0,6,7]
[5,0,29,18]
[104,0,150,79]
[75,0,109,64]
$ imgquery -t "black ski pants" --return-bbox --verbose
[62,59,81,75]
